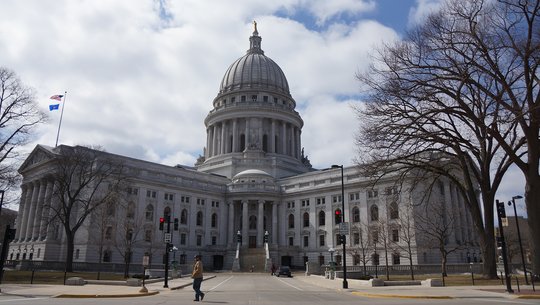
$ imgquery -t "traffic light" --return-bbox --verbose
[174,218,179,231]
[264,234,268,243]
[335,209,341,216]
[496,200,506,218]
[159,217,165,230]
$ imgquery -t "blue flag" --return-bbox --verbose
[49,104,60,111]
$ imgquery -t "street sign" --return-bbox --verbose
[502,217,508,227]
[142,255,150,267]
[339,222,349,235]
[164,233,172,243]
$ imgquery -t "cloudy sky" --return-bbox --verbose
[0,0,526,214]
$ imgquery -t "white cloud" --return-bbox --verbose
[408,0,444,27]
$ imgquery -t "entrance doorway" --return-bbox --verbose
[213,255,224,270]
[249,236,257,248]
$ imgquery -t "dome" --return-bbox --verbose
[219,24,290,96]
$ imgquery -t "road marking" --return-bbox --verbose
[275,277,303,291]
[0,298,49,303]
[207,275,234,291]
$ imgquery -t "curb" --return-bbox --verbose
[516,295,540,299]
[54,291,160,298]
[351,292,452,299]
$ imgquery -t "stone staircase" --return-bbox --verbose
[239,248,266,272]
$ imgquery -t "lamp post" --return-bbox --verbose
[332,164,348,289]
[508,195,528,285]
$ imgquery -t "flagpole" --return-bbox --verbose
[55,91,67,147]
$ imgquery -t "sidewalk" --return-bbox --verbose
[1,273,539,299]
[296,275,540,300]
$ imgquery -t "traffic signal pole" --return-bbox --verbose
[495,200,513,293]
[164,217,171,288]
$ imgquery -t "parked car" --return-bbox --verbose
[277,265,292,277]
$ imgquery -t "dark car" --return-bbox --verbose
[277,265,292,277]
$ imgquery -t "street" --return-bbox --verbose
[1,273,539,305]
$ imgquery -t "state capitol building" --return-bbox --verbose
[8,25,480,272]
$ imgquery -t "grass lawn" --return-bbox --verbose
[371,273,530,286]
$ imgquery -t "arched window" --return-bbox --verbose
[211,213,218,228]
[288,214,295,229]
[180,209,188,224]
[127,201,135,219]
[370,205,379,221]
[145,204,154,221]
[164,207,171,219]
[249,215,257,230]
[352,206,360,223]
[389,202,399,219]
[196,211,203,226]
[303,212,309,227]
[262,134,268,152]
[318,211,325,226]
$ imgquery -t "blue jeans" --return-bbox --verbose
[193,277,203,300]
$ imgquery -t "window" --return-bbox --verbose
[180,209,188,224]
[196,211,203,226]
[287,201,295,208]
[349,192,360,201]
[288,237,294,246]
[367,189,378,198]
[332,194,342,203]
[385,186,398,195]
[196,235,202,246]
[316,197,325,205]
[145,230,152,242]
[127,201,135,218]
[197,198,205,205]
[211,200,219,207]
[389,202,399,219]
[249,215,257,230]
[370,205,379,221]
[231,97,236,103]
[392,229,399,242]
[263,96,268,102]
[303,212,309,227]
[301,199,310,206]
[181,196,190,203]
[241,95,246,102]
[318,211,325,226]
[353,232,360,245]
[303,236,309,247]
[145,204,154,221]
[251,95,257,101]
[146,190,157,198]
[180,233,186,245]
[105,227,112,240]
[371,229,379,244]
[352,206,360,223]
[319,235,325,247]
[353,254,360,265]
[103,250,112,262]
[211,213,218,228]
[164,193,174,201]
[288,214,295,229]
[212,236,217,245]
[127,187,138,195]
[393,253,401,265]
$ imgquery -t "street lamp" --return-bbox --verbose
[508,195,528,285]
[331,164,348,289]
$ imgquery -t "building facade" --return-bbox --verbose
[8,26,480,272]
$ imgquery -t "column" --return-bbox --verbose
[242,201,248,247]
[232,119,238,152]
[228,201,235,246]
[291,127,296,158]
[24,180,41,241]
[31,179,48,240]
[212,125,218,156]
[258,119,263,150]
[272,202,278,246]
[257,200,264,246]
[296,128,301,159]
[45,184,60,240]
[281,122,287,155]
[38,180,53,240]
[14,184,29,241]
[245,118,250,148]
[206,127,211,158]
[221,121,227,154]
[270,119,276,153]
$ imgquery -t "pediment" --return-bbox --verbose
[18,144,57,173]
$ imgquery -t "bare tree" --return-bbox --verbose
[88,198,118,279]
[416,200,466,276]
[48,145,126,272]
[0,67,46,205]
[375,218,391,280]
[114,211,144,278]
[349,221,372,276]
[389,201,417,280]
[354,0,528,278]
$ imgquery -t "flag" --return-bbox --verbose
[50,95,64,101]
[49,104,60,111]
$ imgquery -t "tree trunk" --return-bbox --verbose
[479,228,498,279]
[441,253,447,277]
[525,177,540,277]
[65,232,75,272]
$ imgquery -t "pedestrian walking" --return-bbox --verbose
[191,254,205,301]
[271,264,276,275]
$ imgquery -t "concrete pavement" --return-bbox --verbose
[0,273,539,300]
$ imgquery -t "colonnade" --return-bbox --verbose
[206,118,301,160]
[227,200,278,247]
[14,179,56,243]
